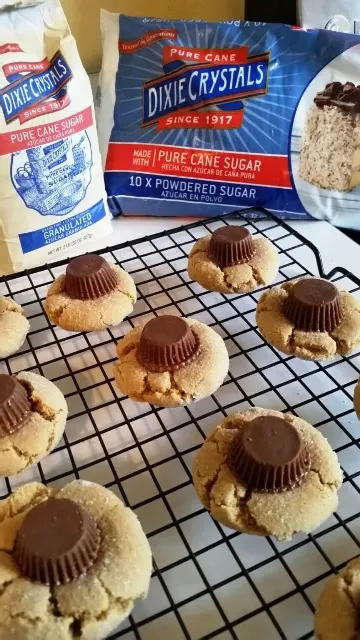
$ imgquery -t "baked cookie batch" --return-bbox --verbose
[193,407,342,541]
[0,480,152,640]
[114,315,229,407]
[0,225,358,637]
[188,225,279,293]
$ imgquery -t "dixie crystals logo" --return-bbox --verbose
[142,45,270,129]
[0,51,72,125]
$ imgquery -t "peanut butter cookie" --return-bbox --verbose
[193,407,342,541]
[114,315,229,407]
[315,556,360,640]
[188,225,279,294]
[256,277,360,360]
[0,479,152,640]
[0,371,68,477]
[45,254,136,332]
[0,296,30,358]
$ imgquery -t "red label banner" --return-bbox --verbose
[106,142,292,189]
[119,29,177,54]
[157,110,243,131]
[163,45,249,65]
[3,57,49,78]
[18,94,70,124]
[0,105,93,156]
[0,43,23,55]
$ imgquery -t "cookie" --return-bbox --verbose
[314,556,360,640]
[114,315,229,407]
[0,296,30,358]
[0,479,152,640]
[0,371,68,477]
[256,277,360,361]
[354,378,360,419]
[188,225,279,294]
[192,407,342,541]
[45,254,136,332]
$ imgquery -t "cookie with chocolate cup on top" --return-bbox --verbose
[0,296,30,358]
[314,556,360,640]
[192,407,342,541]
[256,277,360,360]
[0,371,67,477]
[187,225,279,294]
[114,314,229,407]
[45,253,136,332]
[0,479,152,640]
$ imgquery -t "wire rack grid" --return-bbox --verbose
[1,208,360,640]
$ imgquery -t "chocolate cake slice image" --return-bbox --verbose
[300,81,360,192]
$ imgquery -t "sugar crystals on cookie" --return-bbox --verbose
[45,253,136,332]
[114,315,229,407]
[314,556,360,639]
[0,371,68,477]
[0,296,30,358]
[256,277,360,360]
[193,407,342,541]
[0,480,152,639]
[188,224,278,294]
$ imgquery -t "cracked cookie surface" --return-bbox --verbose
[256,280,360,360]
[0,296,30,358]
[0,371,68,477]
[315,556,360,639]
[45,265,136,332]
[192,407,342,541]
[187,234,279,294]
[0,479,152,640]
[114,318,229,407]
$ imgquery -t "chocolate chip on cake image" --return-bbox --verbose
[300,81,360,192]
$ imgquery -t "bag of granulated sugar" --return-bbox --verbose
[0,0,111,274]
[98,13,360,229]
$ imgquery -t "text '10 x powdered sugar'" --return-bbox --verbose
[97,13,360,229]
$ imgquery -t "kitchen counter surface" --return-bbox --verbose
[76,215,360,280]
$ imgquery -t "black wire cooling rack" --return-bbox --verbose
[1,207,360,640]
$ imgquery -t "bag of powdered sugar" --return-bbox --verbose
[98,14,360,229]
[0,0,111,274]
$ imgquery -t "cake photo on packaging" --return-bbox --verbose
[98,14,360,229]
[0,0,111,275]
[299,81,360,192]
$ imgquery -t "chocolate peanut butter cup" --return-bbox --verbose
[283,278,343,332]
[228,416,311,492]
[0,375,30,437]
[14,498,100,585]
[209,226,256,269]
[65,254,118,300]
[137,315,200,372]
[314,81,360,114]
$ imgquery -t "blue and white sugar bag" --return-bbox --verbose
[0,0,111,274]
[98,13,360,229]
